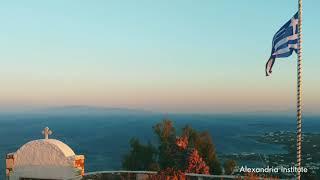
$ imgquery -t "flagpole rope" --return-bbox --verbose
[297,0,303,179]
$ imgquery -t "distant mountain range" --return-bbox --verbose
[0,105,317,116]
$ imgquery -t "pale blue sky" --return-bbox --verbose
[0,0,319,113]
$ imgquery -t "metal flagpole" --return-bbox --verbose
[297,0,303,179]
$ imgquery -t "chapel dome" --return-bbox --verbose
[6,127,85,180]
[14,139,76,166]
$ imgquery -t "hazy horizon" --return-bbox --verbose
[1,104,320,117]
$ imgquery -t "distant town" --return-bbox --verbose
[221,131,320,179]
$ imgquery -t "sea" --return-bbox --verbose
[0,113,319,178]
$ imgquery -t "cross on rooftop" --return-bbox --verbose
[42,127,52,139]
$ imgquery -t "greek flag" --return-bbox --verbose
[266,12,299,76]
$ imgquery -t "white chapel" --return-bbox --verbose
[6,127,85,180]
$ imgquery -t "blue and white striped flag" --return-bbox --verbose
[266,12,299,76]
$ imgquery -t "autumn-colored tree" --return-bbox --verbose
[175,136,188,150]
[122,119,226,176]
[182,125,222,175]
[185,149,210,174]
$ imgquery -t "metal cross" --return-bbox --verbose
[42,127,52,139]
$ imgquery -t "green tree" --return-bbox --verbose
[122,119,223,175]
[223,159,236,175]
[153,119,177,169]
[122,138,158,171]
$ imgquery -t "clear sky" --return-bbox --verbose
[0,0,319,113]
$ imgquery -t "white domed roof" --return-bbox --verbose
[14,139,76,167]
[42,139,75,157]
